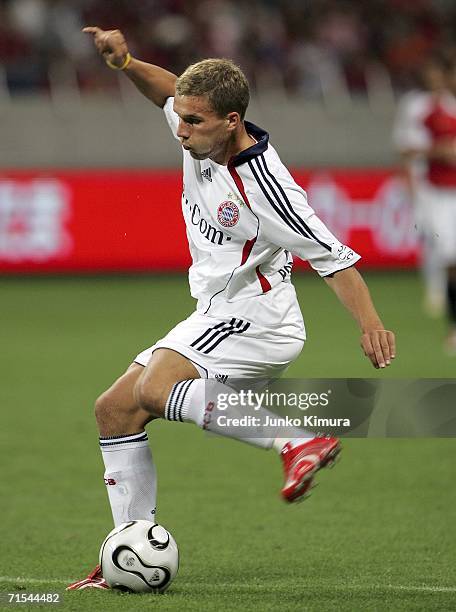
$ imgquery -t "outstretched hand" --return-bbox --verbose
[361,329,396,369]
[83,26,130,69]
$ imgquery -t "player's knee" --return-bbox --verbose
[94,389,133,427]
[94,391,115,426]
[134,377,168,418]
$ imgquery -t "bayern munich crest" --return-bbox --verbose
[217,201,240,227]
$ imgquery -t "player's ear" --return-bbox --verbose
[226,112,240,131]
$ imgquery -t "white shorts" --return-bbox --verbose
[134,310,304,379]
[426,186,456,264]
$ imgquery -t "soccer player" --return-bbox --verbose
[393,52,456,354]
[67,27,396,590]
[393,55,448,317]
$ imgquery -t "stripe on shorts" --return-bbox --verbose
[190,317,249,353]
[201,320,251,354]
[190,319,236,349]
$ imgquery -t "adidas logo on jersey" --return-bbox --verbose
[215,373,228,384]
[201,168,212,182]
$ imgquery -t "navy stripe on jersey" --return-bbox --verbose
[259,155,332,252]
[248,156,332,252]
[248,158,306,240]
[252,157,306,238]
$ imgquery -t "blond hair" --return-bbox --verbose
[176,58,250,120]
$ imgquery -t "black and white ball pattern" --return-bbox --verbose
[99,520,179,593]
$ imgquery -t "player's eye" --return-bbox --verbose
[184,117,202,125]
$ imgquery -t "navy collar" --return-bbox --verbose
[228,121,269,168]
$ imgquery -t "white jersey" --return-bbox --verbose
[163,97,360,326]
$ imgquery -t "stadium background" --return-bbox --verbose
[1,1,455,610]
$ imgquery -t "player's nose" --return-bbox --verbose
[177,120,190,139]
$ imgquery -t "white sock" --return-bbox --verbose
[164,379,314,451]
[99,431,157,526]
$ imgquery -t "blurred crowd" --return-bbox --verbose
[1,0,456,96]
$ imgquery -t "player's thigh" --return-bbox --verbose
[135,348,200,413]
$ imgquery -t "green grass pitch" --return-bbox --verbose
[1,272,455,611]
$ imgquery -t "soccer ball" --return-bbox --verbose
[99,520,179,593]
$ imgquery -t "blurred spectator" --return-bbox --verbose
[0,0,455,97]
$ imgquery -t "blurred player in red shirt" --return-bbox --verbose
[393,55,447,317]
[394,53,456,354]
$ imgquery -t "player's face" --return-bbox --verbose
[174,95,237,161]
[421,62,445,93]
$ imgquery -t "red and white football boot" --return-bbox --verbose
[280,436,341,503]
[66,564,109,590]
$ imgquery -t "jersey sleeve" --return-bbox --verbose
[163,96,180,141]
[245,158,361,276]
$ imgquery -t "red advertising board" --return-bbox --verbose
[0,169,419,273]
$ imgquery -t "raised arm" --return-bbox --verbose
[83,27,176,108]
[324,267,396,369]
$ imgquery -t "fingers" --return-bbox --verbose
[373,334,387,368]
[361,330,396,369]
[82,26,122,44]
[82,26,101,35]
[82,26,129,65]
[361,335,375,368]
[386,330,396,360]
[82,26,113,47]
[82,26,107,51]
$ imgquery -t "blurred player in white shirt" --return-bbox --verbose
[393,55,447,317]
[67,26,396,590]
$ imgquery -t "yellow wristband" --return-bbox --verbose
[106,53,132,71]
